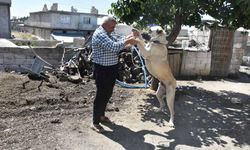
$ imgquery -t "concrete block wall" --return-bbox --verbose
[192,29,210,47]
[10,39,60,47]
[0,47,64,71]
[246,45,250,56]
[229,31,248,74]
[51,13,97,30]
[24,26,52,40]
[197,30,210,41]
[26,12,98,31]
[180,51,211,76]
[26,13,52,28]
[0,4,11,38]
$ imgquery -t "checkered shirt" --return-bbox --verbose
[91,26,125,66]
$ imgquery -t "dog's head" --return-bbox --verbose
[141,26,168,45]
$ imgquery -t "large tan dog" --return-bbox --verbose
[135,26,176,127]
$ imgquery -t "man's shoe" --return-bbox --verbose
[100,116,112,123]
[91,124,105,133]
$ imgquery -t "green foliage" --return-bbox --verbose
[12,31,38,41]
[109,0,250,30]
[109,0,250,45]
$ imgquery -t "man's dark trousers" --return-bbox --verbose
[93,63,118,125]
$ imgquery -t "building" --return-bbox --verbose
[24,3,105,40]
[0,0,11,38]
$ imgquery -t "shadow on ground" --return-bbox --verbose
[102,123,167,150]
[138,86,250,149]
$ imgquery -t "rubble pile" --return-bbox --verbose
[22,32,150,86]
[117,50,146,84]
[27,46,149,86]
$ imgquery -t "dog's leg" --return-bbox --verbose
[155,82,166,112]
[136,40,152,59]
[165,80,176,127]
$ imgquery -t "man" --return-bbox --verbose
[91,16,138,133]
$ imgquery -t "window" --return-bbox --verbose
[83,17,91,24]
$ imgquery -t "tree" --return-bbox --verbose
[109,0,250,90]
[109,0,250,46]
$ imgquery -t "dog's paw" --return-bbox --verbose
[168,119,175,128]
[168,122,175,128]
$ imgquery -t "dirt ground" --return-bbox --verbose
[0,71,250,150]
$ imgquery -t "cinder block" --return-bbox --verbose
[185,64,195,70]
[26,59,35,65]
[0,53,3,59]
[185,59,196,64]
[204,64,211,72]
[203,58,211,64]
[3,57,16,64]
[3,53,15,60]
[199,62,207,69]
[15,59,28,65]
[14,54,27,59]
[188,52,198,58]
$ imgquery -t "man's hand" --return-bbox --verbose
[132,28,140,37]
[124,28,141,48]
[126,28,140,39]
[125,36,139,46]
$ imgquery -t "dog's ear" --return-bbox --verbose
[141,32,151,41]
[156,29,163,34]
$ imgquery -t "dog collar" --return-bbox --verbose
[152,40,166,45]
[152,40,160,44]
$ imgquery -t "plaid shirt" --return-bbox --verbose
[91,26,125,66]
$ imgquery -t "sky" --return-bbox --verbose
[11,0,118,18]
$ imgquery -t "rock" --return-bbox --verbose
[68,75,82,83]
[230,98,242,105]
[29,106,36,111]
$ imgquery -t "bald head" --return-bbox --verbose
[101,16,117,34]
[101,16,117,25]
